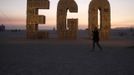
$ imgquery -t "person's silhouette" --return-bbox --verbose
[91,27,102,51]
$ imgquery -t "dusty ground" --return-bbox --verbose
[0,31,134,75]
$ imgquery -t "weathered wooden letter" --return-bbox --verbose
[57,0,78,39]
[88,0,111,40]
[27,0,49,39]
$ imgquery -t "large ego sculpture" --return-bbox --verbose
[26,0,111,40]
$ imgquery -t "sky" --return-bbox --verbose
[0,0,134,30]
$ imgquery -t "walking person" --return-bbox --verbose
[91,27,102,51]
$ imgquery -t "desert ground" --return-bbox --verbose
[0,30,134,75]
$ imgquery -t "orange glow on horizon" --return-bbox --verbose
[0,0,134,29]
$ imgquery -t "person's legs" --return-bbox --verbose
[96,42,103,50]
[92,41,95,51]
